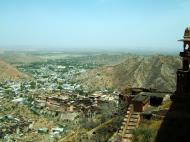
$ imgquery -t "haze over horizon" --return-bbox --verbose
[0,0,190,53]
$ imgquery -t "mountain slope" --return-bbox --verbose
[0,60,28,80]
[75,55,181,92]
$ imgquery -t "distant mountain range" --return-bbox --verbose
[0,60,28,80]
[75,55,181,92]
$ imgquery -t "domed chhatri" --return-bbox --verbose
[184,27,190,38]
[179,27,190,51]
[179,27,190,42]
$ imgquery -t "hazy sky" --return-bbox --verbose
[0,0,190,52]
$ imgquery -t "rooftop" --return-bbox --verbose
[132,94,150,104]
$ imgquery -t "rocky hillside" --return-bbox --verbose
[0,60,28,80]
[75,55,181,92]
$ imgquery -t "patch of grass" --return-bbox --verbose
[133,120,162,142]
[158,100,172,110]
[133,127,153,142]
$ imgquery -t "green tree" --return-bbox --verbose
[30,81,36,89]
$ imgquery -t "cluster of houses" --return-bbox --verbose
[0,60,91,101]
[0,112,67,142]
[31,91,118,122]
[0,58,121,141]
[0,114,31,139]
[0,79,119,141]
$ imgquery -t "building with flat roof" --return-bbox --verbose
[132,94,150,112]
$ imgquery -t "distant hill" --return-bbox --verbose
[0,53,42,64]
[74,54,140,66]
[75,55,181,92]
[0,60,29,80]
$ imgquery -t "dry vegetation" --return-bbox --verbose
[0,60,29,80]
[133,120,162,142]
